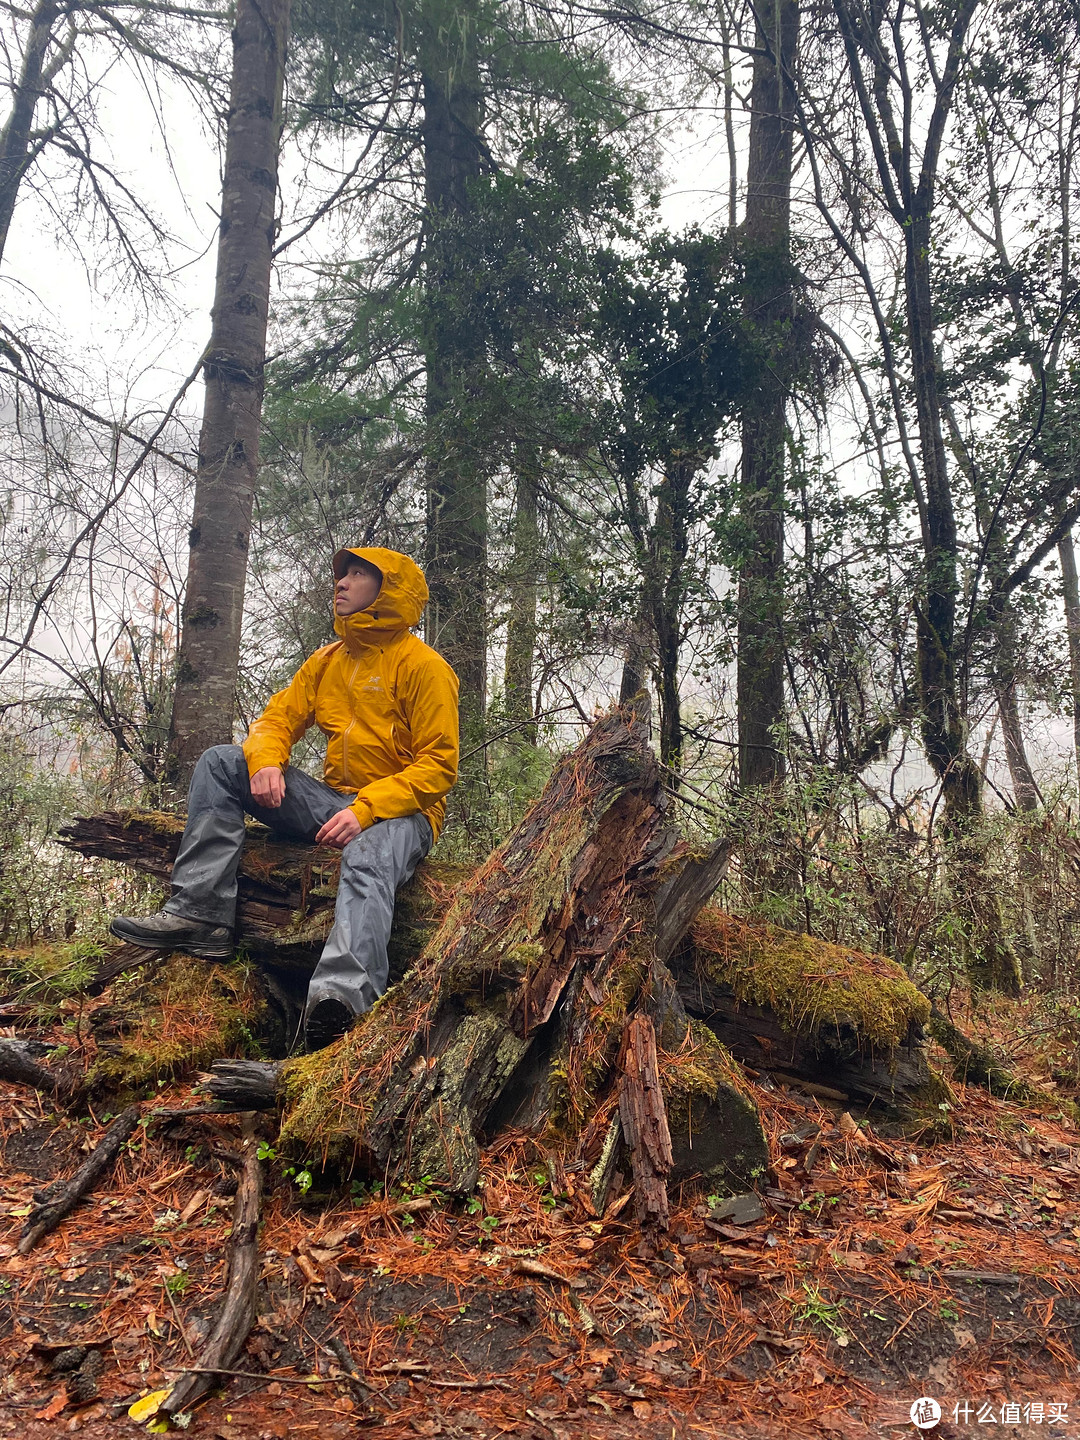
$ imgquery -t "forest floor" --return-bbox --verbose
[1,991,1080,1438]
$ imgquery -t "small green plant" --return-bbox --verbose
[165,1273,190,1297]
[351,1178,384,1205]
[282,1164,313,1195]
[532,1170,565,1211]
[938,1300,959,1322]
[790,1284,849,1344]
[396,1175,435,1200]
[257,1143,314,1195]
[393,1313,418,1333]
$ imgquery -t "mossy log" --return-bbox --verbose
[674,908,933,1104]
[201,708,769,1222]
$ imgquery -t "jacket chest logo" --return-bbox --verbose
[360,674,384,694]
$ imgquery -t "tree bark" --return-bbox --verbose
[997,673,1039,813]
[167,0,291,786]
[736,0,798,791]
[0,0,59,266]
[1060,528,1080,805]
[421,29,488,789]
[504,462,539,740]
[652,458,692,772]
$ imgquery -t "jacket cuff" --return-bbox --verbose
[242,741,281,779]
[349,795,376,829]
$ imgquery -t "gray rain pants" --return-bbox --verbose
[163,744,433,1019]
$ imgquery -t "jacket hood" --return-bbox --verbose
[332,546,429,651]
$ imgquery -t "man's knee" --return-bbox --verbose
[194,744,249,790]
[339,825,391,879]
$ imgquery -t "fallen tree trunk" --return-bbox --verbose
[57,812,462,985]
[674,908,933,1105]
[0,1039,80,1101]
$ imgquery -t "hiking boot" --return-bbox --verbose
[109,910,233,960]
[304,998,355,1053]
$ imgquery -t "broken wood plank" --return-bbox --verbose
[618,1013,673,1232]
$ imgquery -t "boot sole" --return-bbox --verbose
[109,920,234,961]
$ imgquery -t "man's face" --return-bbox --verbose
[335,561,382,617]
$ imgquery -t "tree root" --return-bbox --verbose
[158,1114,264,1421]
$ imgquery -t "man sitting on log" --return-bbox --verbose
[110,547,460,1051]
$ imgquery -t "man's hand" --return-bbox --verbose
[316,807,362,848]
[250,766,286,808]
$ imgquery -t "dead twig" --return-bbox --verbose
[18,1105,142,1255]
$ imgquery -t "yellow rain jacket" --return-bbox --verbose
[242,547,459,839]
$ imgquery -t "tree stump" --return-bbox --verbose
[190,708,768,1224]
[56,707,945,1222]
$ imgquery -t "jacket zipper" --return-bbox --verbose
[341,653,362,789]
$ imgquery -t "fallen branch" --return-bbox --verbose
[0,1040,79,1101]
[196,1060,283,1111]
[158,1115,264,1420]
[85,944,161,997]
[18,1105,142,1254]
[427,1377,512,1390]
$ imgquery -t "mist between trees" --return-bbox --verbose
[3,0,1080,1003]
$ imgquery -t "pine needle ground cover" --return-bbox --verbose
[2,990,1080,1438]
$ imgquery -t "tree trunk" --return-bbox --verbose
[997,674,1039,813]
[652,458,693,772]
[167,0,291,786]
[57,810,463,990]
[0,0,59,266]
[504,462,539,740]
[1060,529,1080,806]
[906,214,983,829]
[736,0,798,791]
[618,603,651,708]
[907,219,1020,996]
[421,32,488,797]
[674,908,933,1106]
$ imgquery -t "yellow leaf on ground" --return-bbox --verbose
[127,1388,171,1423]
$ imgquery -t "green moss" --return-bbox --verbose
[442,939,544,996]
[662,1019,755,1108]
[691,907,930,1048]
[661,1022,769,1194]
[87,956,265,1097]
